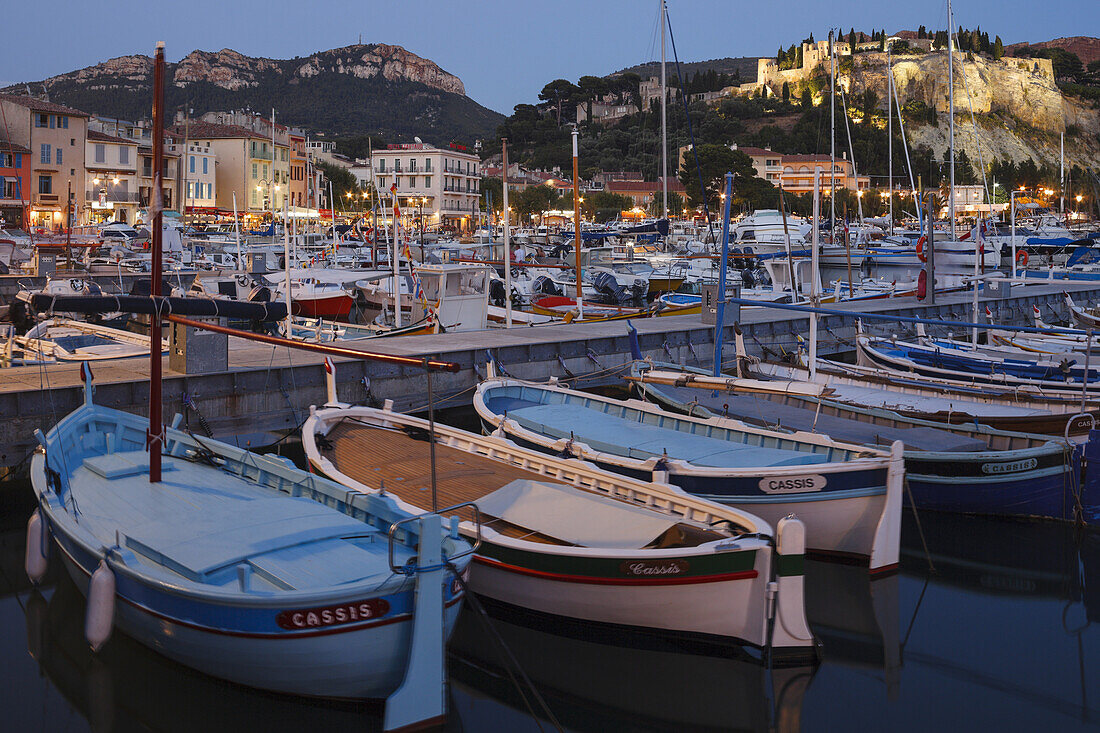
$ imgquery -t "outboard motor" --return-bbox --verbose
[532,275,561,297]
[628,278,648,301]
[740,268,755,288]
[488,277,506,307]
[247,285,273,303]
[592,271,627,303]
[753,267,771,287]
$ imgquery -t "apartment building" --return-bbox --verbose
[0,94,89,230]
[85,130,140,224]
[372,142,480,230]
[0,139,31,228]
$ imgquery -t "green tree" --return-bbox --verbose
[800,87,812,107]
[993,36,1004,60]
[480,175,503,214]
[781,82,791,102]
[513,184,560,221]
[317,160,359,202]
[577,75,606,125]
[677,144,756,210]
[539,79,580,124]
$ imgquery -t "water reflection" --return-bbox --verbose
[4,489,1100,731]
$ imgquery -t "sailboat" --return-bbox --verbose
[23,44,471,733]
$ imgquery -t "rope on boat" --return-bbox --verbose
[902,476,936,575]
[445,560,563,733]
[726,296,1092,337]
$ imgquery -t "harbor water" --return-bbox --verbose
[2,474,1098,731]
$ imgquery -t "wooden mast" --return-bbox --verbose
[148,41,166,483]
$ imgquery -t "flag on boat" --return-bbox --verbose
[80,362,93,384]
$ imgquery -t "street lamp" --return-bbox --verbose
[417,196,426,261]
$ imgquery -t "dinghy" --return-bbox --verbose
[303,371,817,662]
[472,376,904,574]
[17,318,167,362]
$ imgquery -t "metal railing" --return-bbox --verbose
[387,501,481,574]
[85,190,140,203]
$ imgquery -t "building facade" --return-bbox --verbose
[288,131,308,210]
[372,142,480,230]
[84,130,140,224]
[0,140,31,229]
[181,139,217,216]
[734,145,868,193]
[0,95,89,231]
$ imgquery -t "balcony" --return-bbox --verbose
[34,193,60,205]
[86,190,141,203]
[249,149,273,161]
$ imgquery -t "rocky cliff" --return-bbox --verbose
[4,44,499,143]
[843,49,1100,168]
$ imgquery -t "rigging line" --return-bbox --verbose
[949,28,992,208]
[664,6,713,237]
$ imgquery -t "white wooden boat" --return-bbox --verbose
[17,319,167,362]
[472,376,904,574]
[303,373,817,662]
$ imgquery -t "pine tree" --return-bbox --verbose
[918,25,927,39]
[849,29,856,49]
[782,81,790,102]
[993,35,1004,60]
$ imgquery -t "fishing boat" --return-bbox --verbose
[21,45,472,733]
[630,362,1099,524]
[856,335,1100,391]
[29,387,470,698]
[303,372,817,662]
[273,278,354,319]
[472,375,904,573]
[17,318,167,362]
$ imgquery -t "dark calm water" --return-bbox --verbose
[3,479,1099,732]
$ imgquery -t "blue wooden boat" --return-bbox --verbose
[473,375,904,574]
[27,380,472,725]
[631,362,1100,525]
[857,335,1100,390]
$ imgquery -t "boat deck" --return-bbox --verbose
[322,420,727,549]
[324,420,568,545]
[66,449,406,592]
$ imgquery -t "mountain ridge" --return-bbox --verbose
[3,44,503,145]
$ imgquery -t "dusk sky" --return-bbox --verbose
[4,0,1098,114]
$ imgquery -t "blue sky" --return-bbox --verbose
[3,0,1097,114]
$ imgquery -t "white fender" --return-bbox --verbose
[85,559,116,652]
[25,510,49,584]
[771,516,815,650]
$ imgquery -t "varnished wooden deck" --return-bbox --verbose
[324,420,568,545]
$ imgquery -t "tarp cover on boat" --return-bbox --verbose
[474,479,679,548]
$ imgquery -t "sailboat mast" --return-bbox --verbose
[829,30,836,232]
[888,43,893,226]
[148,41,166,484]
[660,0,668,220]
[947,0,956,231]
[572,126,584,320]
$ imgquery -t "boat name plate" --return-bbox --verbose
[276,598,391,630]
[618,559,690,577]
[758,475,827,493]
[980,458,1038,475]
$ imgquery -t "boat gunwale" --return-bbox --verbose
[33,403,468,608]
[473,379,893,481]
[303,404,775,560]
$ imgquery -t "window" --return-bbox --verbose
[61,117,68,129]
[263,165,268,179]
[378,159,385,172]
[35,114,48,128]
[119,147,129,165]
[252,163,258,179]
[424,176,431,188]
[3,178,17,198]
[424,158,431,172]
[189,156,195,173]
[202,157,208,174]
[40,144,51,164]
[49,115,55,128]
[94,144,105,163]
[188,182,194,199]
[410,159,417,172]
[409,176,416,188]
[38,175,52,194]
[56,148,62,165]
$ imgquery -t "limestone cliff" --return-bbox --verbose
[843,50,1100,168]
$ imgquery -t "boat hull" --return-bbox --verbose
[467,538,812,662]
[291,294,353,319]
[47,510,462,700]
